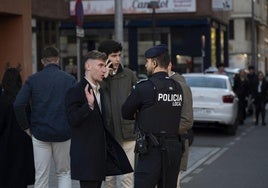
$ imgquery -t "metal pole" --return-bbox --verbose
[152,7,156,46]
[115,0,123,44]
[251,0,256,70]
[115,0,124,64]
[148,1,159,46]
[77,36,81,81]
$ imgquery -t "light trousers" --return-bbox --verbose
[103,140,135,188]
[177,171,182,188]
[32,136,71,188]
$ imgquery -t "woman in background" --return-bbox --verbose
[0,67,35,188]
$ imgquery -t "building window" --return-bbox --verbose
[245,19,251,41]
[229,20,234,40]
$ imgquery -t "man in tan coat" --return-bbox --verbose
[168,63,193,187]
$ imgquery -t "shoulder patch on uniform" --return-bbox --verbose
[133,78,149,89]
[136,78,148,84]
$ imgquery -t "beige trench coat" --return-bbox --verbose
[170,72,193,171]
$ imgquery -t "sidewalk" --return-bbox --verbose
[27,145,214,188]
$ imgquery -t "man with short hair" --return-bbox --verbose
[14,46,76,188]
[65,50,133,188]
[98,40,137,188]
[215,63,226,75]
[168,62,193,188]
[122,44,184,188]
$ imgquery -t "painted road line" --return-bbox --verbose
[204,147,228,165]
[181,147,220,179]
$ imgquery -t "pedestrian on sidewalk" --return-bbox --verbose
[122,44,184,188]
[247,65,258,122]
[98,40,138,188]
[14,46,76,188]
[233,69,249,125]
[0,67,35,188]
[168,62,194,188]
[253,71,268,126]
[65,50,133,188]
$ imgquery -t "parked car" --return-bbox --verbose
[204,67,240,86]
[183,73,239,135]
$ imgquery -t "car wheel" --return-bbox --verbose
[225,124,237,135]
[225,107,239,135]
[225,118,238,135]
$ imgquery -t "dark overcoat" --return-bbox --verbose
[65,78,133,181]
[0,93,35,187]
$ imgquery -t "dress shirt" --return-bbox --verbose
[85,77,101,111]
[258,81,262,93]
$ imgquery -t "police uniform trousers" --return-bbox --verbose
[134,138,182,188]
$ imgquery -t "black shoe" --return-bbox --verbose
[262,122,266,126]
[255,122,258,125]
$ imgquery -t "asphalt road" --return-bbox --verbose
[181,115,268,188]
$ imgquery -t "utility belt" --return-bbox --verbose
[153,133,181,141]
[135,130,181,155]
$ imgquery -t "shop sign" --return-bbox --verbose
[75,0,84,26]
[212,0,232,11]
[70,0,196,15]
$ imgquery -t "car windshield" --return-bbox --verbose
[185,77,227,89]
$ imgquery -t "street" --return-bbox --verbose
[28,114,268,188]
[181,114,268,188]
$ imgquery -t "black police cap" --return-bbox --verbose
[144,44,168,58]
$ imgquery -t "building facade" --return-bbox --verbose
[0,0,32,81]
[61,0,230,77]
[229,0,268,72]
[0,0,231,81]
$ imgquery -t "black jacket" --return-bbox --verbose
[122,72,183,134]
[0,93,35,187]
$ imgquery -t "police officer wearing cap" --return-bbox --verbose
[122,44,184,188]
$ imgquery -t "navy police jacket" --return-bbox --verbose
[122,71,183,134]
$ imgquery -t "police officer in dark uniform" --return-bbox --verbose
[121,44,184,188]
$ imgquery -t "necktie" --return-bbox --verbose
[258,81,262,93]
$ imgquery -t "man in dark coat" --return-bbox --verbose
[253,71,268,126]
[65,50,133,188]
[233,69,249,125]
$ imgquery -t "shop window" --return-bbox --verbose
[211,28,216,67]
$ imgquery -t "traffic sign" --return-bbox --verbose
[76,26,85,38]
[75,0,84,27]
